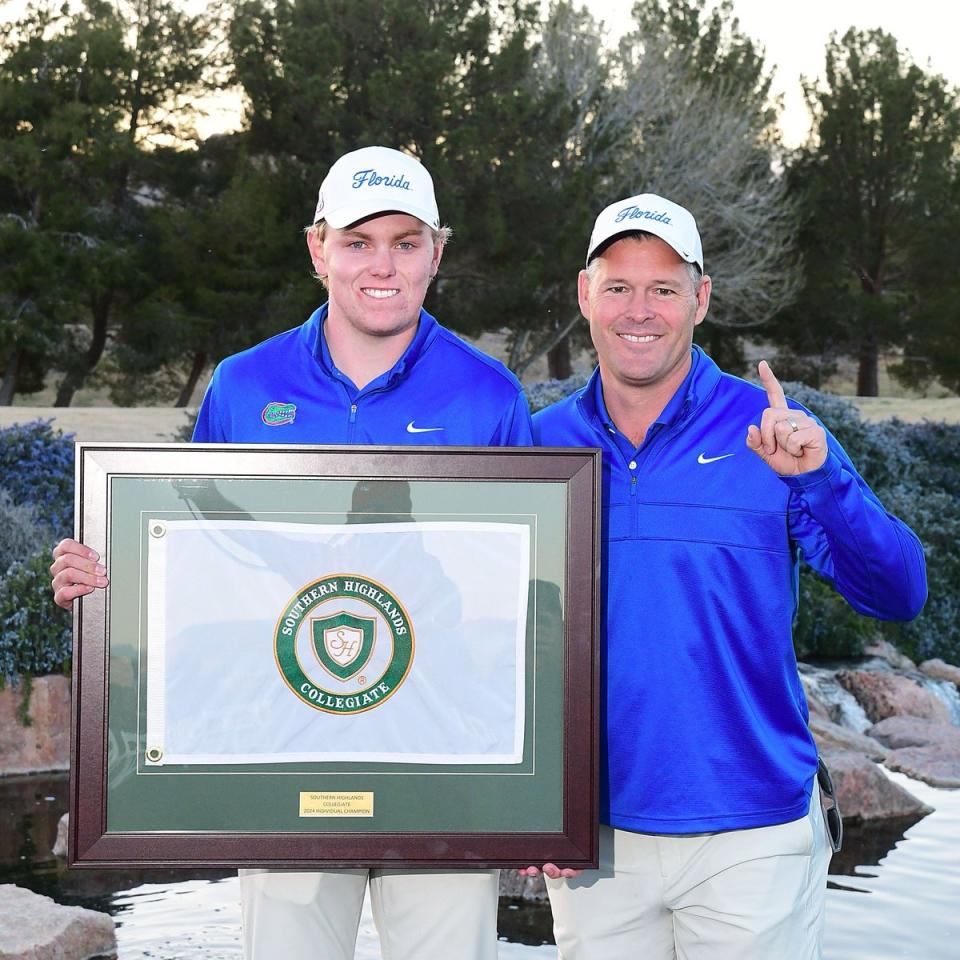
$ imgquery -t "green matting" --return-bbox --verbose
[105,476,567,834]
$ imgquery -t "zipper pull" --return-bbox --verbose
[349,403,357,424]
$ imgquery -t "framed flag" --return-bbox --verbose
[68,443,601,869]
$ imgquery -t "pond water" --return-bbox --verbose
[2,769,958,958]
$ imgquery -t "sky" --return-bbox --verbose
[3,0,958,146]
[584,0,960,146]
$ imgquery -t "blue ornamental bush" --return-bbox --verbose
[0,421,75,709]
[525,373,590,414]
[0,549,72,686]
[0,489,48,579]
[0,420,75,535]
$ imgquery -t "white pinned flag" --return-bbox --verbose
[143,519,529,766]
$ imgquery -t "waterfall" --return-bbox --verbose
[918,676,960,726]
[798,663,872,732]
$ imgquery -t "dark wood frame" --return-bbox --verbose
[69,442,601,869]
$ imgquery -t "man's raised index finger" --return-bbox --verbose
[758,360,787,409]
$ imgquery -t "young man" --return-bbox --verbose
[51,146,532,960]
[529,194,927,959]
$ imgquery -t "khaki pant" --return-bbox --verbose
[547,790,830,960]
[240,868,500,960]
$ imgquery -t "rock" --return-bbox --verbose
[868,715,960,750]
[867,717,960,787]
[919,658,960,688]
[884,746,960,788]
[798,663,873,732]
[53,813,69,860]
[0,676,71,776]
[0,884,116,959]
[499,869,548,902]
[809,716,887,761]
[836,670,951,725]
[862,639,917,671]
[819,749,932,823]
[799,673,831,721]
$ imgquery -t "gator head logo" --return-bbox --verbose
[261,401,297,426]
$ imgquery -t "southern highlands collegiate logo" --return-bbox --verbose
[274,574,414,714]
[313,611,375,681]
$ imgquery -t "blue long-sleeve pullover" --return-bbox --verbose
[534,348,926,833]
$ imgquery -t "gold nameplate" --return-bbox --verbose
[299,791,374,817]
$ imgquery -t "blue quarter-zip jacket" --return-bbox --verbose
[533,347,927,834]
[194,304,532,446]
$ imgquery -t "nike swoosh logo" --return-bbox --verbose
[406,421,444,434]
[698,453,734,464]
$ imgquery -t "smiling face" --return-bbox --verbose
[307,212,443,348]
[580,234,711,401]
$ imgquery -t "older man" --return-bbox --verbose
[51,146,532,960]
[530,194,926,958]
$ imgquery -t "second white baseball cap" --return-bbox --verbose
[586,194,703,270]
[313,146,440,230]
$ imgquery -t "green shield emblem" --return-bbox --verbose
[312,611,376,681]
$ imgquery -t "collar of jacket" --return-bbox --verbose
[576,345,723,437]
[303,302,440,385]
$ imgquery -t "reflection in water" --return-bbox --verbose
[0,773,231,909]
[497,900,554,946]
[827,813,927,881]
[7,771,956,958]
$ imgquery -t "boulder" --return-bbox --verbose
[819,749,932,823]
[836,670,951,725]
[919,658,960,688]
[809,716,887,761]
[862,639,917,671]
[0,884,115,959]
[884,746,960,788]
[867,717,960,787]
[868,715,960,750]
[0,677,70,776]
[499,869,548,902]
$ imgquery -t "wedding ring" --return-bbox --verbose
[787,417,799,433]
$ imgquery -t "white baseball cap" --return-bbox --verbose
[313,146,440,230]
[586,193,703,270]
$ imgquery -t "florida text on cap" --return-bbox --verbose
[586,193,703,271]
[313,146,440,231]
